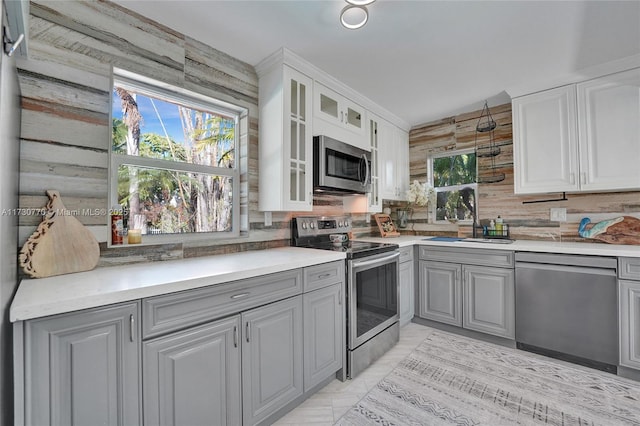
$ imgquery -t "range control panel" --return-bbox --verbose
[294,216,352,237]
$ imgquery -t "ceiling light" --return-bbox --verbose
[340,5,368,30]
[345,0,376,5]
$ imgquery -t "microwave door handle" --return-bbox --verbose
[360,154,370,187]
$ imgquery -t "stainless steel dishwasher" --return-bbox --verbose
[515,252,618,373]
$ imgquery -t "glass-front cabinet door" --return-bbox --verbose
[257,58,313,211]
[313,82,368,150]
[343,98,364,136]
[367,115,381,212]
[284,65,313,210]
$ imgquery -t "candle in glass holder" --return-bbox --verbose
[128,229,142,244]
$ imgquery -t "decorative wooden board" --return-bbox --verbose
[374,214,400,238]
[579,216,640,245]
[19,190,100,278]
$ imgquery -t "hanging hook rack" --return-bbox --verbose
[475,100,505,183]
[3,25,25,57]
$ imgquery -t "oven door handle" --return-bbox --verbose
[351,251,399,270]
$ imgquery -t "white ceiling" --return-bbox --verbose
[114,0,640,127]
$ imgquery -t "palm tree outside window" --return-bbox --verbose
[110,69,246,242]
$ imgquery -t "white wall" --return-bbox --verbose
[0,1,21,423]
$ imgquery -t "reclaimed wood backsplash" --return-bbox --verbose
[400,103,640,242]
[20,1,635,271]
[17,0,349,267]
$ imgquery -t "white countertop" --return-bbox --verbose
[356,236,640,257]
[10,247,346,322]
[11,237,639,323]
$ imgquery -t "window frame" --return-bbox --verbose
[427,147,478,224]
[109,68,247,245]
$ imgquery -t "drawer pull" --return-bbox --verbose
[230,292,250,299]
[317,273,331,279]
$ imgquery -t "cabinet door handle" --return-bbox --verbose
[233,325,238,348]
[338,289,342,305]
[580,172,587,185]
[246,322,251,343]
[341,111,344,123]
[129,314,135,342]
[230,292,250,299]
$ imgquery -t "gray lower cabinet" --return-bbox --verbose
[18,262,344,426]
[619,257,640,370]
[20,302,141,426]
[399,246,414,327]
[143,315,241,426]
[462,265,515,338]
[242,295,304,426]
[303,283,342,391]
[418,247,515,339]
[418,260,462,326]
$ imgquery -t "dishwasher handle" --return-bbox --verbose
[514,252,616,269]
[516,261,616,277]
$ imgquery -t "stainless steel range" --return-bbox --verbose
[292,216,400,379]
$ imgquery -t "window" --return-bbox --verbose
[429,149,477,222]
[110,69,246,242]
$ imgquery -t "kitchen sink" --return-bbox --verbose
[423,237,514,244]
[462,238,514,244]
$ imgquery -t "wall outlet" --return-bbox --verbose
[550,207,567,222]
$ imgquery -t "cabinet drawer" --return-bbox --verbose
[142,269,302,339]
[399,246,414,263]
[419,246,513,268]
[619,257,640,281]
[304,261,345,293]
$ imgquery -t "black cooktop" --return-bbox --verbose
[291,216,398,259]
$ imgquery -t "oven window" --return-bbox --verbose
[355,261,397,337]
[326,148,361,182]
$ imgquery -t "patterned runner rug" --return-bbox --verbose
[336,331,640,425]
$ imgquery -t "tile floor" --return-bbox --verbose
[273,322,434,425]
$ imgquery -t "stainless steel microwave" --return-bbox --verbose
[313,135,371,194]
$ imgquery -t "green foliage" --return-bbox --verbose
[112,118,128,153]
[433,153,476,187]
[140,133,187,162]
[433,152,477,221]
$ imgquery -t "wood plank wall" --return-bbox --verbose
[19,1,635,273]
[17,0,350,269]
[399,102,640,242]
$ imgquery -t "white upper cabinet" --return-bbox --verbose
[576,68,640,192]
[256,48,409,210]
[513,67,640,195]
[258,63,313,211]
[380,121,409,201]
[512,85,579,194]
[313,82,368,151]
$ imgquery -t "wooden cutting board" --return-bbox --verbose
[579,216,640,245]
[19,190,100,278]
